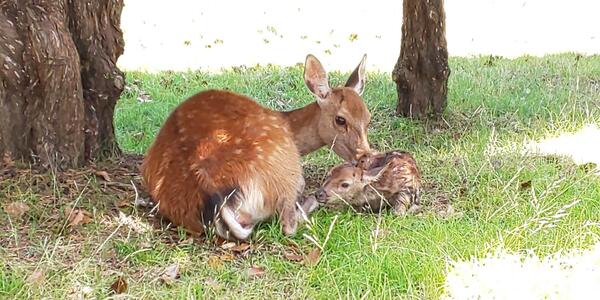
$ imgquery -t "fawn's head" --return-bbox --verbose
[304,54,371,161]
[315,161,385,203]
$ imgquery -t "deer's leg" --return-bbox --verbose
[282,174,323,236]
[281,195,299,236]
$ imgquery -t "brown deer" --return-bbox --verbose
[141,54,371,241]
[315,150,422,215]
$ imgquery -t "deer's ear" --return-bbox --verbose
[361,165,385,183]
[344,54,367,96]
[304,54,331,102]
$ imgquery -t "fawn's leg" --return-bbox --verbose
[392,187,422,216]
[407,187,422,214]
[391,191,413,216]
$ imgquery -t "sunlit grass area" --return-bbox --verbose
[443,241,600,299]
[1,53,599,299]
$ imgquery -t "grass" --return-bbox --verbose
[1,53,599,299]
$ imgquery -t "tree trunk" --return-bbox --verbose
[392,0,449,119]
[0,0,125,169]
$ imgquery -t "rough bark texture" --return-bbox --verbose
[392,0,449,119]
[0,0,124,169]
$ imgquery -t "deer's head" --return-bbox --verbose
[304,54,371,161]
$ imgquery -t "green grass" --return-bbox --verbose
[1,53,599,299]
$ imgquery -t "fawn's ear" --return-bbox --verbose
[344,54,367,96]
[304,54,331,102]
[361,165,386,183]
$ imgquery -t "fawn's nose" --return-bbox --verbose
[315,189,328,203]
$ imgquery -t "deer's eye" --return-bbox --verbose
[340,182,350,189]
[335,116,346,126]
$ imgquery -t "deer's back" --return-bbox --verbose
[141,89,301,233]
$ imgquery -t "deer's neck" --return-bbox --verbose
[281,102,325,156]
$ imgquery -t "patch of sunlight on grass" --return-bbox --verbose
[443,240,600,300]
[524,124,600,169]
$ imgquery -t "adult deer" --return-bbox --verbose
[141,54,371,240]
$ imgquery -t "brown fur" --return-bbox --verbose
[141,54,371,240]
[316,150,422,215]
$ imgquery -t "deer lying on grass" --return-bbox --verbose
[315,150,422,215]
[141,54,371,241]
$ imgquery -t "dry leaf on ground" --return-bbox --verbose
[207,256,223,269]
[159,264,180,285]
[283,251,304,262]
[213,236,227,245]
[4,201,30,219]
[207,252,236,270]
[95,170,112,182]
[305,248,321,266]
[231,243,250,253]
[247,266,265,278]
[220,242,236,250]
[110,276,128,294]
[219,253,235,261]
[520,180,532,190]
[178,237,194,246]
[65,208,93,227]
[115,198,130,208]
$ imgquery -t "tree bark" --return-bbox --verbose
[0,0,124,169]
[393,0,449,119]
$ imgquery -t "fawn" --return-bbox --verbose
[315,151,422,215]
[141,54,371,241]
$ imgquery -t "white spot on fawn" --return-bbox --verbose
[234,149,243,155]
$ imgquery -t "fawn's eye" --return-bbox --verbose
[335,116,346,126]
[340,182,350,189]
